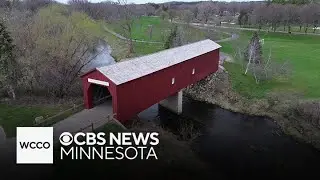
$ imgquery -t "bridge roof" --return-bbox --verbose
[97,39,221,85]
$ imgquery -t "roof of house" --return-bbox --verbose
[96,39,221,85]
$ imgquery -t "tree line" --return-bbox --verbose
[0,0,319,100]
[159,1,319,33]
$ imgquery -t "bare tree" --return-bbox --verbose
[244,32,263,83]
[198,2,214,24]
[160,10,168,20]
[168,9,176,22]
[284,4,298,33]
[181,9,194,25]
[0,21,18,99]
[117,0,134,55]
[251,6,265,31]
[7,5,104,97]
[192,6,199,19]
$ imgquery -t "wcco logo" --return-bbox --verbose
[16,127,53,164]
[19,141,51,149]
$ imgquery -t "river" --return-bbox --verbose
[87,44,320,177]
[138,96,320,177]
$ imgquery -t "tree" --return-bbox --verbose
[251,5,266,30]
[265,4,283,32]
[8,5,104,97]
[0,21,18,99]
[244,32,263,83]
[160,10,168,20]
[284,4,298,33]
[117,0,134,55]
[181,10,194,25]
[192,6,199,19]
[164,25,178,49]
[24,0,53,13]
[238,10,249,27]
[198,3,214,24]
[168,9,176,22]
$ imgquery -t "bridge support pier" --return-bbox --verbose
[159,91,182,114]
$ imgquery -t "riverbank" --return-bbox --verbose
[184,68,320,150]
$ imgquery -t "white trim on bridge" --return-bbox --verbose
[88,78,109,86]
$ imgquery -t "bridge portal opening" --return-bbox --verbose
[91,84,112,107]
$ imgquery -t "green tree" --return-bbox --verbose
[164,25,178,49]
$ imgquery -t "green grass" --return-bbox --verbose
[105,16,211,60]
[222,23,320,34]
[108,16,172,42]
[0,104,66,137]
[224,62,291,99]
[107,16,207,43]
[133,42,165,56]
[220,30,320,99]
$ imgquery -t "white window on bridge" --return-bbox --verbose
[192,68,195,75]
[172,78,175,85]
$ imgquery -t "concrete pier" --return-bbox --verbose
[159,91,183,114]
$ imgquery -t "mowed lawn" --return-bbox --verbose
[107,16,206,43]
[220,31,320,99]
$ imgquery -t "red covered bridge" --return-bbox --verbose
[81,39,221,123]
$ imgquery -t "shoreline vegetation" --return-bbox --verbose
[184,68,320,150]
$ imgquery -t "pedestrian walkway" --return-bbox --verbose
[53,100,113,138]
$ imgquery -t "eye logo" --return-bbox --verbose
[59,132,73,146]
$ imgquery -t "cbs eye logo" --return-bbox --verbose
[59,132,73,146]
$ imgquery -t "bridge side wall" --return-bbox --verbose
[115,49,220,122]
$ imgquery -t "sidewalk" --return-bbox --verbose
[53,100,113,138]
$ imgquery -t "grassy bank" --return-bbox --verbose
[220,31,320,99]
[184,28,320,149]
[0,100,80,137]
[184,70,320,150]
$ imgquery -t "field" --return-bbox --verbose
[220,30,320,99]
[107,16,206,43]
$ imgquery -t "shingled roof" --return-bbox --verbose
[97,39,221,85]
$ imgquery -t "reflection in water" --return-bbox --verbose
[138,96,320,177]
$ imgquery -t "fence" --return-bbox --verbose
[36,103,85,127]
[35,96,112,127]
[70,113,126,134]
